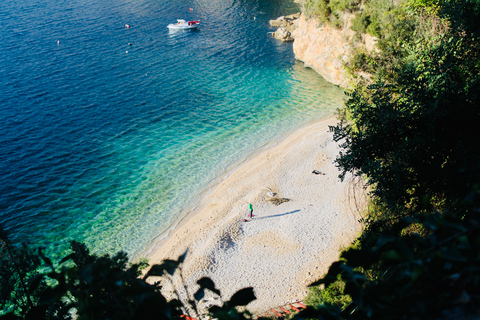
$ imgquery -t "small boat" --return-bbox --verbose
[167,19,200,29]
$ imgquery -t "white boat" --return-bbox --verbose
[167,19,200,29]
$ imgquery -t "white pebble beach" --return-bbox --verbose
[146,115,366,315]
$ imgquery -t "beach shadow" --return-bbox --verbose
[256,209,300,220]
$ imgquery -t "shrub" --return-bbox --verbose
[350,11,371,33]
[303,0,332,22]
[330,0,361,13]
[366,19,381,37]
[349,51,373,72]
[305,278,352,310]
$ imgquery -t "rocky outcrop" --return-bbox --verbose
[269,13,300,30]
[269,13,300,42]
[272,27,295,42]
[292,13,376,88]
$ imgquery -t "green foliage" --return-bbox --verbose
[64,241,172,320]
[332,0,480,212]
[305,278,352,310]
[304,0,362,17]
[303,0,332,22]
[362,0,396,36]
[1,238,256,320]
[299,187,480,319]
[365,19,381,37]
[303,0,398,36]
[295,1,480,318]
[0,228,45,319]
[349,5,384,38]
[330,0,361,13]
[350,11,371,33]
[407,0,442,13]
[348,51,374,73]
[297,0,480,318]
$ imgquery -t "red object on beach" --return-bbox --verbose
[296,302,307,309]
[290,304,301,312]
[280,306,291,314]
[271,309,283,317]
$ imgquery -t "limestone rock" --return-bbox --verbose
[269,13,300,34]
[292,13,377,88]
[269,13,300,42]
[269,16,285,27]
[273,27,294,42]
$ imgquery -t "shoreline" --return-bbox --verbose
[138,115,328,260]
[146,115,365,314]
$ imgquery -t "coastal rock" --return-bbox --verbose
[273,27,294,42]
[269,13,300,42]
[292,13,377,88]
[269,16,285,27]
[269,13,300,29]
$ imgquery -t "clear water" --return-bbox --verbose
[0,0,344,259]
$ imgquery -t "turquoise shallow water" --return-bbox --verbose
[0,0,344,259]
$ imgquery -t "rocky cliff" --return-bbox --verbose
[292,13,376,88]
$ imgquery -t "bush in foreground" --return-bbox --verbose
[0,235,255,320]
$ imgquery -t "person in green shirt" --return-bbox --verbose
[248,203,254,219]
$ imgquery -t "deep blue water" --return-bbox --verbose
[0,0,344,259]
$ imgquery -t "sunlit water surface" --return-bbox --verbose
[0,0,344,259]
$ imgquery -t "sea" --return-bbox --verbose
[0,0,345,260]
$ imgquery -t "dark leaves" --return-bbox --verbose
[195,277,221,301]
[144,260,178,278]
[227,287,256,307]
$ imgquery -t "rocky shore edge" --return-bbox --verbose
[269,13,300,42]
[270,12,377,88]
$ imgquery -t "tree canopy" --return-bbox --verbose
[301,0,480,318]
[332,0,480,213]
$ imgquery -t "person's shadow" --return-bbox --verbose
[256,209,300,220]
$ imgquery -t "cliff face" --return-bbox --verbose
[292,13,376,88]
